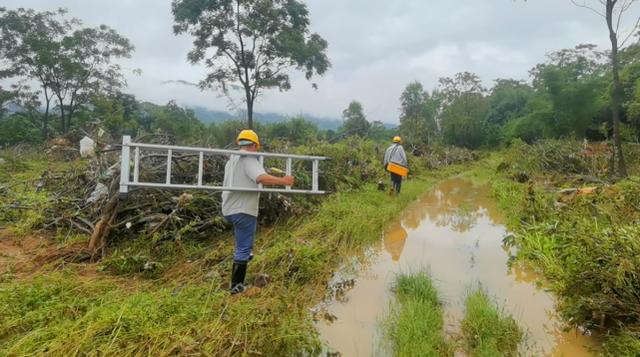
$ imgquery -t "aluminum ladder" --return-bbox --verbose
[119,136,327,196]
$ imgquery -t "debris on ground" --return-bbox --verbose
[80,136,96,158]
[87,183,109,204]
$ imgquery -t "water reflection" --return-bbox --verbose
[317,179,595,357]
[382,222,407,262]
[401,178,504,232]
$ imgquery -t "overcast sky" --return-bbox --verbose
[4,0,638,123]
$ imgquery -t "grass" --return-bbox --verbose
[0,156,472,355]
[460,289,523,357]
[476,144,640,356]
[0,150,87,236]
[382,271,453,357]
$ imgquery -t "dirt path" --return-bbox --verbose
[0,229,53,275]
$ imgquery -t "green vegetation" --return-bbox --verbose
[383,271,453,357]
[0,7,133,140]
[2,2,640,356]
[0,151,86,237]
[0,147,463,355]
[485,140,640,356]
[460,289,523,357]
[383,273,522,357]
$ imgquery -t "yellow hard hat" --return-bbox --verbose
[236,129,260,149]
[393,136,402,143]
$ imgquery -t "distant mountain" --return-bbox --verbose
[190,106,344,130]
[4,102,25,114]
[189,107,235,123]
[189,106,396,130]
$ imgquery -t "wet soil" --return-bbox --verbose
[0,229,51,274]
[316,178,596,356]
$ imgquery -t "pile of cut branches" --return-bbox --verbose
[502,139,611,180]
[2,136,463,262]
[421,145,479,169]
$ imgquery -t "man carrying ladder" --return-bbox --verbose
[119,131,325,294]
[222,129,294,294]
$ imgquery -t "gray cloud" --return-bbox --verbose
[3,0,637,123]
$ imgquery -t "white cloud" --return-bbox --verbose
[2,0,636,123]
[408,44,463,74]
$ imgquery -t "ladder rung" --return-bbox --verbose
[133,147,140,183]
[312,160,319,192]
[166,150,172,184]
[197,152,204,186]
[286,158,292,190]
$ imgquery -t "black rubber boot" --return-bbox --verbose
[230,260,248,294]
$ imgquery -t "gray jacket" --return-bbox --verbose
[383,144,408,167]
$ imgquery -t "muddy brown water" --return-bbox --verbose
[315,178,596,357]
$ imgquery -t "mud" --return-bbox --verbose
[316,178,596,356]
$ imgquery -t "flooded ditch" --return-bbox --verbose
[315,178,596,356]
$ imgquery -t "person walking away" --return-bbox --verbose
[222,130,294,294]
[383,136,409,195]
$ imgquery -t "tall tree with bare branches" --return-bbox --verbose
[570,0,640,177]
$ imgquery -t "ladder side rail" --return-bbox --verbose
[130,141,326,161]
[130,181,325,194]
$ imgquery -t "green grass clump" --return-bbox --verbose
[460,289,522,356]
[0,154,51,234]
[383,271,453,357]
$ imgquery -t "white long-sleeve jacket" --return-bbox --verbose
[383,144,408,168]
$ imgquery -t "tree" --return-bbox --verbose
[570,0,640,176]
[147,100,206,144]
[367,120,394,143]
[49,25,134,133]
[0,8,70,139]
[439,71,487,103]
[266,116,319,145]
[0,86,15,119]
[620,42,640,140]
[438,72,489,148]
[530,45,608,138]
[399,81,438,146]
[0,7,134,136]
[486,79,534,126]
[172,0,331,129]
[92,94,140,139]
[0,84,42,146]
[341,101,370,137]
